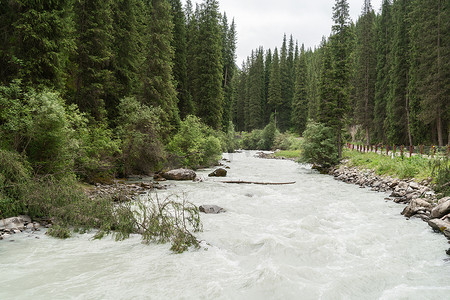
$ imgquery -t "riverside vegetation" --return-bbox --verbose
[1,0,448,253]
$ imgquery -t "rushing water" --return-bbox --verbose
[1,151,450,300]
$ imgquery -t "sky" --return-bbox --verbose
[181,0,383,64]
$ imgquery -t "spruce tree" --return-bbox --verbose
[354,0,377,144]
[141,0,180,135]
[72,0,114,121]
[267,48,282,130]
[373,0,393,143]
[8,0,74,89]
[409,0,449,146]
[192,0,224,129]
[221,15,237,130]
[169,0,193,120]
[247,48,265,130]
[386,0,412,145]
[278,34,293,132]
[264,48,273,123]
[291,45,308,135]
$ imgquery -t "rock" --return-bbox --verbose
[19,215,32,224]
[397,181,408,190]
[438,197,450,206]
[199,205,226,214]
[161,169,197,181]
[428,219,450,239]
[208,168,227,177]
[402,198,433,218]
[430,198,450,219]
[409,181,420,190]
[0,217,25,231]
[446,248,450,256]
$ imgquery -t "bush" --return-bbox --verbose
[117,97,165,176]
[273,132,303,150]
[0,149,30,218]
[300,122,338,168]
[167,115,222,168]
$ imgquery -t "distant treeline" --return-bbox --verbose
[232,0,449,147]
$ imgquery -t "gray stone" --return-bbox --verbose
[0,217,25,230]
[161,169,197,181]
[428,219,450,239]
[409,181,420,190]
[430,199,450,219]
[402,198,433,218]
[199,205,226,214]
[208,168,227,177]
[438,197,450,206]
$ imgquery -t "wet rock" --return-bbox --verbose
[161,169,197,181]
[208,168,227,177]
[0,217,26,231]
[199,205,226,214]
[402,198,433,218]
[428,219,450,239]
[447,248,450,256]
[430,198,450,219]
[409,181,420,190]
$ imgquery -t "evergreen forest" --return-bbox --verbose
[0,0,448,241]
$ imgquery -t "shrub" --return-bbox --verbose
[117,97,165,176]
[300,122,338,168]
[167,115,222,168]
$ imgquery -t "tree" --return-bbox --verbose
[170,0,193,119]
[291,44,308,135]
[409,0,449,146]
[278,34,292,132]
[373,0,393,143]
[386,0,412,145]
[141,0,180,136]
[247,48,265,130]
[267,48,282,129]
[221,14,237,130]
[319,0,353,159]
[192,0,224,129]
[354,0,377,144]
[71,0,114,121]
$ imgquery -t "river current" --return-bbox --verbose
[1,151,450,299]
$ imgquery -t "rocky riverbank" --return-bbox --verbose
[330,162,450,250]
[0,215,50,240]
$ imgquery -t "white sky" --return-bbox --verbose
[182,0,383,64]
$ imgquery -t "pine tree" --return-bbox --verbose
[221,14,237,130]
[247,48,265,130]
[354,0,377,144]
[267,48,282,129]
[373,0,393,143]
[7,0,74,89]
[264,48,273,123]
[192,0,224,129]
[72,0,114,121]
[141,0,180,134]
[279,34,292,132]
[170,0,193,120]
[322,0,353,158]
[409,0,449,146]
[386,0,412,145]
[291,44,308,135]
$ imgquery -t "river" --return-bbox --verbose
[1,151,450,299]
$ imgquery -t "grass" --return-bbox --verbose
[343,149,433,180]
[274,149,302,159]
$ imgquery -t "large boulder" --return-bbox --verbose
[428,218,450,239]
[401,198,433,218]
[199,205,226,214]
[430,198,450,219]
[0,216,29,231]
[161,169,196,181]
[208,168,227,177]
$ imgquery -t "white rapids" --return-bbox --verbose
[1,151,450,300]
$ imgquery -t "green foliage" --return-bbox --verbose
[117,97,164,176]
[273,150,302,159]
[273,133,303,151]
[259,117,277,150]
[47,224,72,239]
[300,122,339,168]
[430,156,450,197]
[344,150,432,180]
[167,115,222,168]
[0,149,30,218]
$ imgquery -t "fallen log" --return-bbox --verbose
[220,180,296,185]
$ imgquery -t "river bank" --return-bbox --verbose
[330,161,450,252]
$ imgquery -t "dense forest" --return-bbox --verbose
[0,0,448,231]
[233,0,449,150]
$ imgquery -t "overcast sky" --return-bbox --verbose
[181,0,383,64]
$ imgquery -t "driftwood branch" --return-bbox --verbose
[220,180,296,185]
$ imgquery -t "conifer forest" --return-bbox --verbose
[0,0,449,221]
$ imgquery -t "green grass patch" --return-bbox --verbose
[274,150,302,159]
[343,150,432,180]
